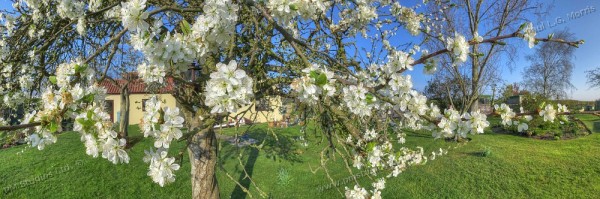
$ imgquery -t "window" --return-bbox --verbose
[256,98,271,111]
[142,99,148,111]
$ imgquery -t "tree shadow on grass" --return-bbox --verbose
[465,151,487,157]
[125,134,144,149]
[230,147,259,199]
[219,127,304,164]
[218,126,305,198]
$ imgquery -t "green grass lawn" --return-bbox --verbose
[574,114,600,133]
[1,114,599,198]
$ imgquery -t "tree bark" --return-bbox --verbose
[189,128,220,199]
[119,84,130,138]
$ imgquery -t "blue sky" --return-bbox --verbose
[403,1,600,101]
[513,1,600,101]
[1,1,598,100]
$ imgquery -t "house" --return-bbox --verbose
[100,78,177,124]
[229,96,294,126]
[477,95,493,114]
[100,77,291,125]
[506,95,523,110]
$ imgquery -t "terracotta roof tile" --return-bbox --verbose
[100,78,174,95]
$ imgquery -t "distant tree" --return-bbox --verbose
[424,75,466,110]
[522,29,577,99]
[586,67,600,88]
[499,83,516,103]
[422,0,541,112]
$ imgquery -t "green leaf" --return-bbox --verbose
[49,76,57,84]
[366,142,376,152]
[82,94,95,103]
[289,3,299,11]
[309,71,319,79]
[180,19,192,35]
[74,64,88,73]
[87,110,93,119]
[366,93,374,104]
[48,121,58,133]
[519,22,527,31]
[539,102,546,110]
[315,73,327,86]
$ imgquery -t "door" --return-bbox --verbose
[105,100,114,123]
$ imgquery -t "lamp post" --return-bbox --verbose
[491,83,497,112]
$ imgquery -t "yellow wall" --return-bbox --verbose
[229,96,291,123]
[105,94,177,124]
[106,94,289,125]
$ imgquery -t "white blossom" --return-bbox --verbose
[154,107,184,149]
[495,103,516,126]
[121,0,149,33]
[539,104,557,122]
[144,148,180,187]
[473,31,483,43]
[446,32,470,64]
[523,22,536,48]
[102,138,130,164]
[204,60,254,114]
[142,96,162,137]
[392,4,423,36]
[345,185,369,199]
[342,84,375,117]
[467,110,489,134]
[290,64,337,104]
[517,122,528,132]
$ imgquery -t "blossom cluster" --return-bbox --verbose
[523,22,537,48]
[74,105,129,164]
[121,0,149,33]
[383,50,415,75]
[204,60,254,114]
[143,148,181,187]
[129,0,240,84]
[24,58,128,164]
[140,95,184,186]
[290,64,337,104]
[346,127,447,199]
[391,3,423,36]
[446,32,470,65]
[342,84,376,117]
[494,103,516,126]
[540,103,568,123]
[434,109,490,139]
[266,0,330,23]
[494,103,568,133]
[190,0,239,56]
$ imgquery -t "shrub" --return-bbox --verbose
[276,167,293,186]
[481,147,492,157]
[554,131,563,138]
[554,136,561,140]
[521,93,548,113]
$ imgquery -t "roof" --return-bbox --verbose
[100,77,175,95]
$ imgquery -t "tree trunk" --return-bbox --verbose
[189,128,220,199]
[119,85,130,138]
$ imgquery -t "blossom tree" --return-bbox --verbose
[0,0,584,198]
